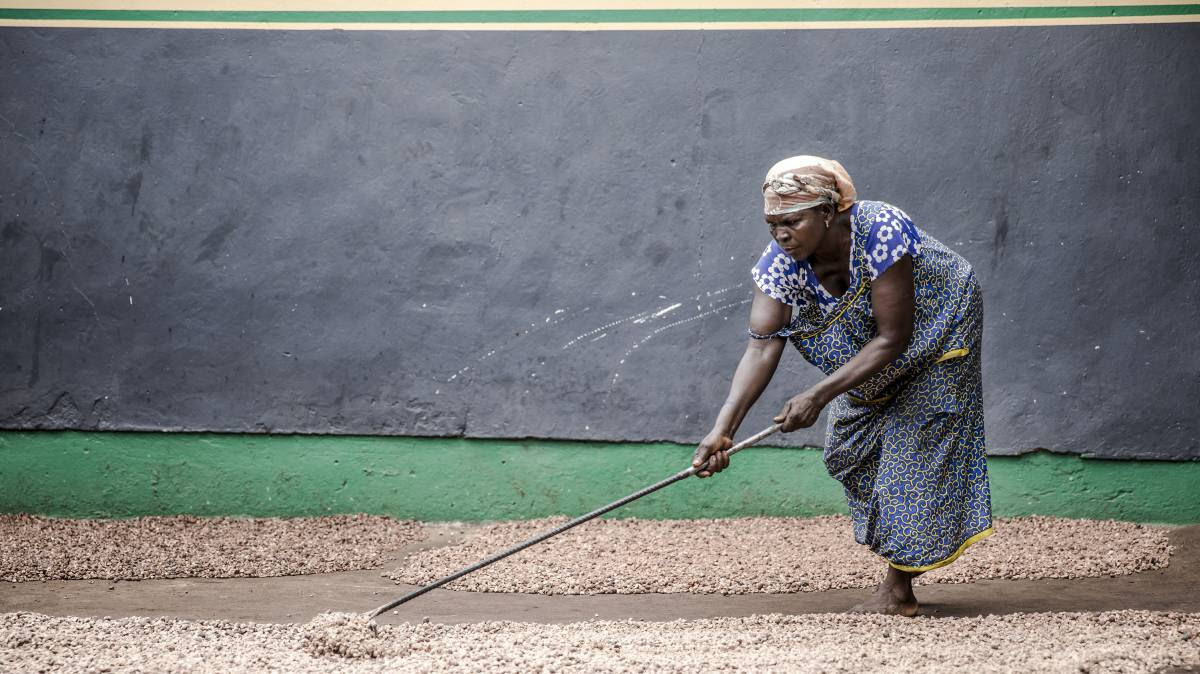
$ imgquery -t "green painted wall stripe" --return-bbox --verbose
[1,6,1199,25]
[2,431,1198,524]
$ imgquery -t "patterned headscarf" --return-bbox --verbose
[762,155,857,215]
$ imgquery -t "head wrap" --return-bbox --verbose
[762,155,857,215]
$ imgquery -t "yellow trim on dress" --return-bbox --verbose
[935,347,970,362]
[888,527,994,572]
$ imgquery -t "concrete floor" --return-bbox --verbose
[2,524,1197,625]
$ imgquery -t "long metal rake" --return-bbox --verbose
[369,423,782,619]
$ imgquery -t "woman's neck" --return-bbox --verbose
[807,208,853,269]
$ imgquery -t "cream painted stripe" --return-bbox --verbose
[3,0,1198,8]
[3,15,1198,29]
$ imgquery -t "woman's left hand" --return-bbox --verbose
[774,390,827,432]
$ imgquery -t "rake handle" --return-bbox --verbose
[369,424,782,618]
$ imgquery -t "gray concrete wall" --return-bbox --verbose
[1,25,1197,459]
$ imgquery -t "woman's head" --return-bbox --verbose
[762,155,856,215]
[765,203,835,260]
[762,155,856,258]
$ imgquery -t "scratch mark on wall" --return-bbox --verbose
[561,308,653,350]
[608,297,750,389]
[693,284,742,301]
[71,282,101,327]
[653,302,682,318]
[445,306,591,384]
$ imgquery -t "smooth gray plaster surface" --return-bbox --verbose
[1,26,1197,459]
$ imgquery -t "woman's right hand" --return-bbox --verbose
[692,431,733,478]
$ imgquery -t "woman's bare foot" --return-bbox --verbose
[850,565,920,617]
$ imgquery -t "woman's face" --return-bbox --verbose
[766,206,829,260]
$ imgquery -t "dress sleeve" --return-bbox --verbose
[748,242,807,339]
[751,241,808,308]
[864,204,923,280]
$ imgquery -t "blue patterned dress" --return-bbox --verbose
[751,200,992,571]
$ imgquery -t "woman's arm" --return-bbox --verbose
[774,255,915,431]
[692,286,790,478]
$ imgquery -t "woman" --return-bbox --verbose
[692,155,992,616]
